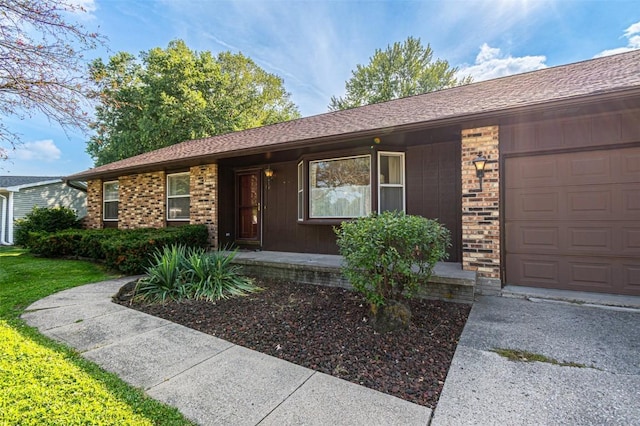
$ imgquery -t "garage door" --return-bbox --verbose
[505,146,640,295]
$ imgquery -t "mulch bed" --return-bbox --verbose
[120,279,470,408]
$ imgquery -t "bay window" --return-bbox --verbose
[298,151,405,221]
[309,155,371,218]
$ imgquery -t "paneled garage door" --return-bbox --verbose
[505,146,640,295]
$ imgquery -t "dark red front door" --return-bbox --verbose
[236,171,261,244]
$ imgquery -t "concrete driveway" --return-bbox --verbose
[432,296,640,425]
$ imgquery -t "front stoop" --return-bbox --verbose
[231,252,478,304]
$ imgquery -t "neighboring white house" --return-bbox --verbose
[0,176,87,245]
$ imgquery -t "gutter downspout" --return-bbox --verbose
[0,194,7,245]
[6,192,14,245]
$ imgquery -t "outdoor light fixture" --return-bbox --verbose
[472,153,488,191]
[264,166,274,189]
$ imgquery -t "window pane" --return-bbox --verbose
[309,156,371,218]
[104,182,119,201]
[380,155,402,185]
[168,197,190,220]
[168,174,190,196]
[104,201,118,220]
[297,162,304,221]
[380,187,403,212]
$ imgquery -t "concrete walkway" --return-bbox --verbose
[22,277,640,425]
[21,277,430,426]
[432,295,640,425]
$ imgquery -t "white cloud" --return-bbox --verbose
[13,140,62,162]
[457,43,547,82]
[595,20,640,58]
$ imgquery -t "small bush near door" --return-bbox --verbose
[335,211,450,332]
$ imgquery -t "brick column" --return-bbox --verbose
[190,164,218,249]
[84,179,103,229]
[461,126,501,294]
[119,172,166,229]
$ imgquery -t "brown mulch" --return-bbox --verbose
[120,279,470,408]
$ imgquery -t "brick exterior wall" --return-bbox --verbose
[84,179,103,229]
[119,172,166,229]
[461,126,501,285]
[190,164,218,248]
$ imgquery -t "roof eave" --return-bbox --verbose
[67,86,640,182]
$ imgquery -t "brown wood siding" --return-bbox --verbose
[220,140,463,257]
[501,109,640,155]
[406,141,462,262]
[263,161,338,253]
[217,166,236,248]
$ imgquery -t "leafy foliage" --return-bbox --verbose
[87,40,301,166]
[335,211,450,307]
[14,206,80,247]
[135,245,259,303]
[25,225,209,274]
[0,0,105,159]
[0,247,193,425]
[329,36,472,111]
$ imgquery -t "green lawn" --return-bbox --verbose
[0,247,194,425]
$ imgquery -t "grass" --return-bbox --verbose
[491,348,589,368]
[0,246,194,425]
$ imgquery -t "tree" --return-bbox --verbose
[87,40,301,166]
[0,0,102,160]
[329,36,472,111]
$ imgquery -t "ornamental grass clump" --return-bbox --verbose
[135,245,259,303]
[335,211,450,332]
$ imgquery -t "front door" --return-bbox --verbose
[236,170,261,245]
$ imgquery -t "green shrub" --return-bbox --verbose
[135,245,260,303]
[136,245,190,303]
[14,206,80,247]
[335,211,450,308]
[186,249,259,301]
[27,225,209,274]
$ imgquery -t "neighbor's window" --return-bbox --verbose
[309,155,371,218]
[378,152,405,212]
[297,161,304,221]
[167,172,190,220]
[103,181,119,221]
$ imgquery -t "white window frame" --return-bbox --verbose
[378,151,406,213]
[103,181,119,221]
[297,161,304,221]
[166,172,190,221]
[308,154,372,219]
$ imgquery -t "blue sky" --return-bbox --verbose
[4,0,640,177]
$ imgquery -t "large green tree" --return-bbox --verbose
[87,40,300,166]
[329,36,471,111]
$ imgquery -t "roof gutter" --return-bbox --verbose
[65,179,88,193]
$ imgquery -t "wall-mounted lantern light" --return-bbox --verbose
[264,166,274,189]
[472,153,488,191]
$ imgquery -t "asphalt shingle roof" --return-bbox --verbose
[67,49,640,181]
[0,176,61,189]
